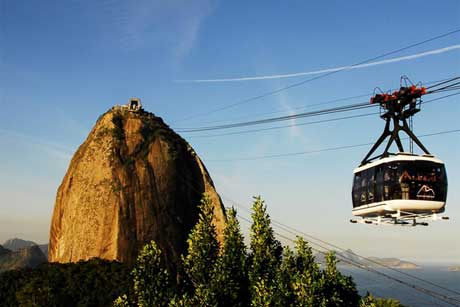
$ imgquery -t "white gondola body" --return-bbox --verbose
[352,154,447,218]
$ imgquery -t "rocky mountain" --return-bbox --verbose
[315,250,419,269]
[0,245,47,272]
[2,238,48,261]
[49,105,226,270]
[38,244,48,257]
[3,238,37,251]
[367,257,419,269]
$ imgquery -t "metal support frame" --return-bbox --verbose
[360,85,430,166]
[350,212,450,226]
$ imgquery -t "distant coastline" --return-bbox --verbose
[315,249,421,269]
[367,257,420,269]
[447,266,460,272]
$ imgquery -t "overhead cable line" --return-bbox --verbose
[195,76,458,126]
[426,79,460,94]
[188,112,376,139]
[272,220,460,299]
[205,128,460,162]
[176,28,460,122]
[432,87,460,94]
[226,191,460,304]
[270,226,460,306]
[426,76,460,89]
[428,82,460,94]
[198,93,371,125]
[177,102,375,132]
[423,91,460,104]
[236,212,460,305]
[272,230,460,306]
[166,154,460,306]
[177,85,460,133]
[236,213,460,306]
[189,90,460,138]
[165,151,460,306]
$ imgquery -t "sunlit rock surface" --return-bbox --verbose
[49,106,226,269]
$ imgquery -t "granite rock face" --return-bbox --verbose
[49,107,226,268]
[3,238,37,251]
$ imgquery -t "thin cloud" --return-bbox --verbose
[277,91,301,138]
[0,128,73,161]
[172,1,215,61]
[177,44,460,83]
[96,0,215,59]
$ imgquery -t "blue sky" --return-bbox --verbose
[1,0,459,262]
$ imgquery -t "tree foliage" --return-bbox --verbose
[290,237,322,307]
[0,259,131,307]
[182,194,220,306]
[248,196,283,306]
[319,251,360,307]
[113,294,131,307]
[167,293,193,307]
[249,196,283,282]
[360,293,409,307]
[1,195,407,307]
[132,241,174,307]
[215,207,249,307]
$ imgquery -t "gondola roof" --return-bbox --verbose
[354,153,444,173]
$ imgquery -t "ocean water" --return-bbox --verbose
[340,266,460,307]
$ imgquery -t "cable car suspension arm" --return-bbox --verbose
[361,77,436,165]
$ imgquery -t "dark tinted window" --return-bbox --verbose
[352,160,447,207]
[352,173,361,207]
[352,168,374,207]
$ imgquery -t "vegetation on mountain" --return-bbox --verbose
[0,245,47,272]
[0,259,131,306]
[0,245,10,257]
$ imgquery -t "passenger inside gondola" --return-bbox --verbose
[399,170,412,199]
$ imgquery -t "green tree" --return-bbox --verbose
[215,207,249,307]
[0,259,131,307]
[277,246,296,305]
[248,196,283,307]
[251,278,280,307]
[360,293,408,307]
[113,294,131,307]
[16,279,56,307]
[290,237,322,307]
[131,241,174,307]
[182,194,220,307]
[320,251,360,307]
[0,269,26,306]
[168,294,193,307]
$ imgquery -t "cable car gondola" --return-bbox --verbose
[351,77,449,226]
